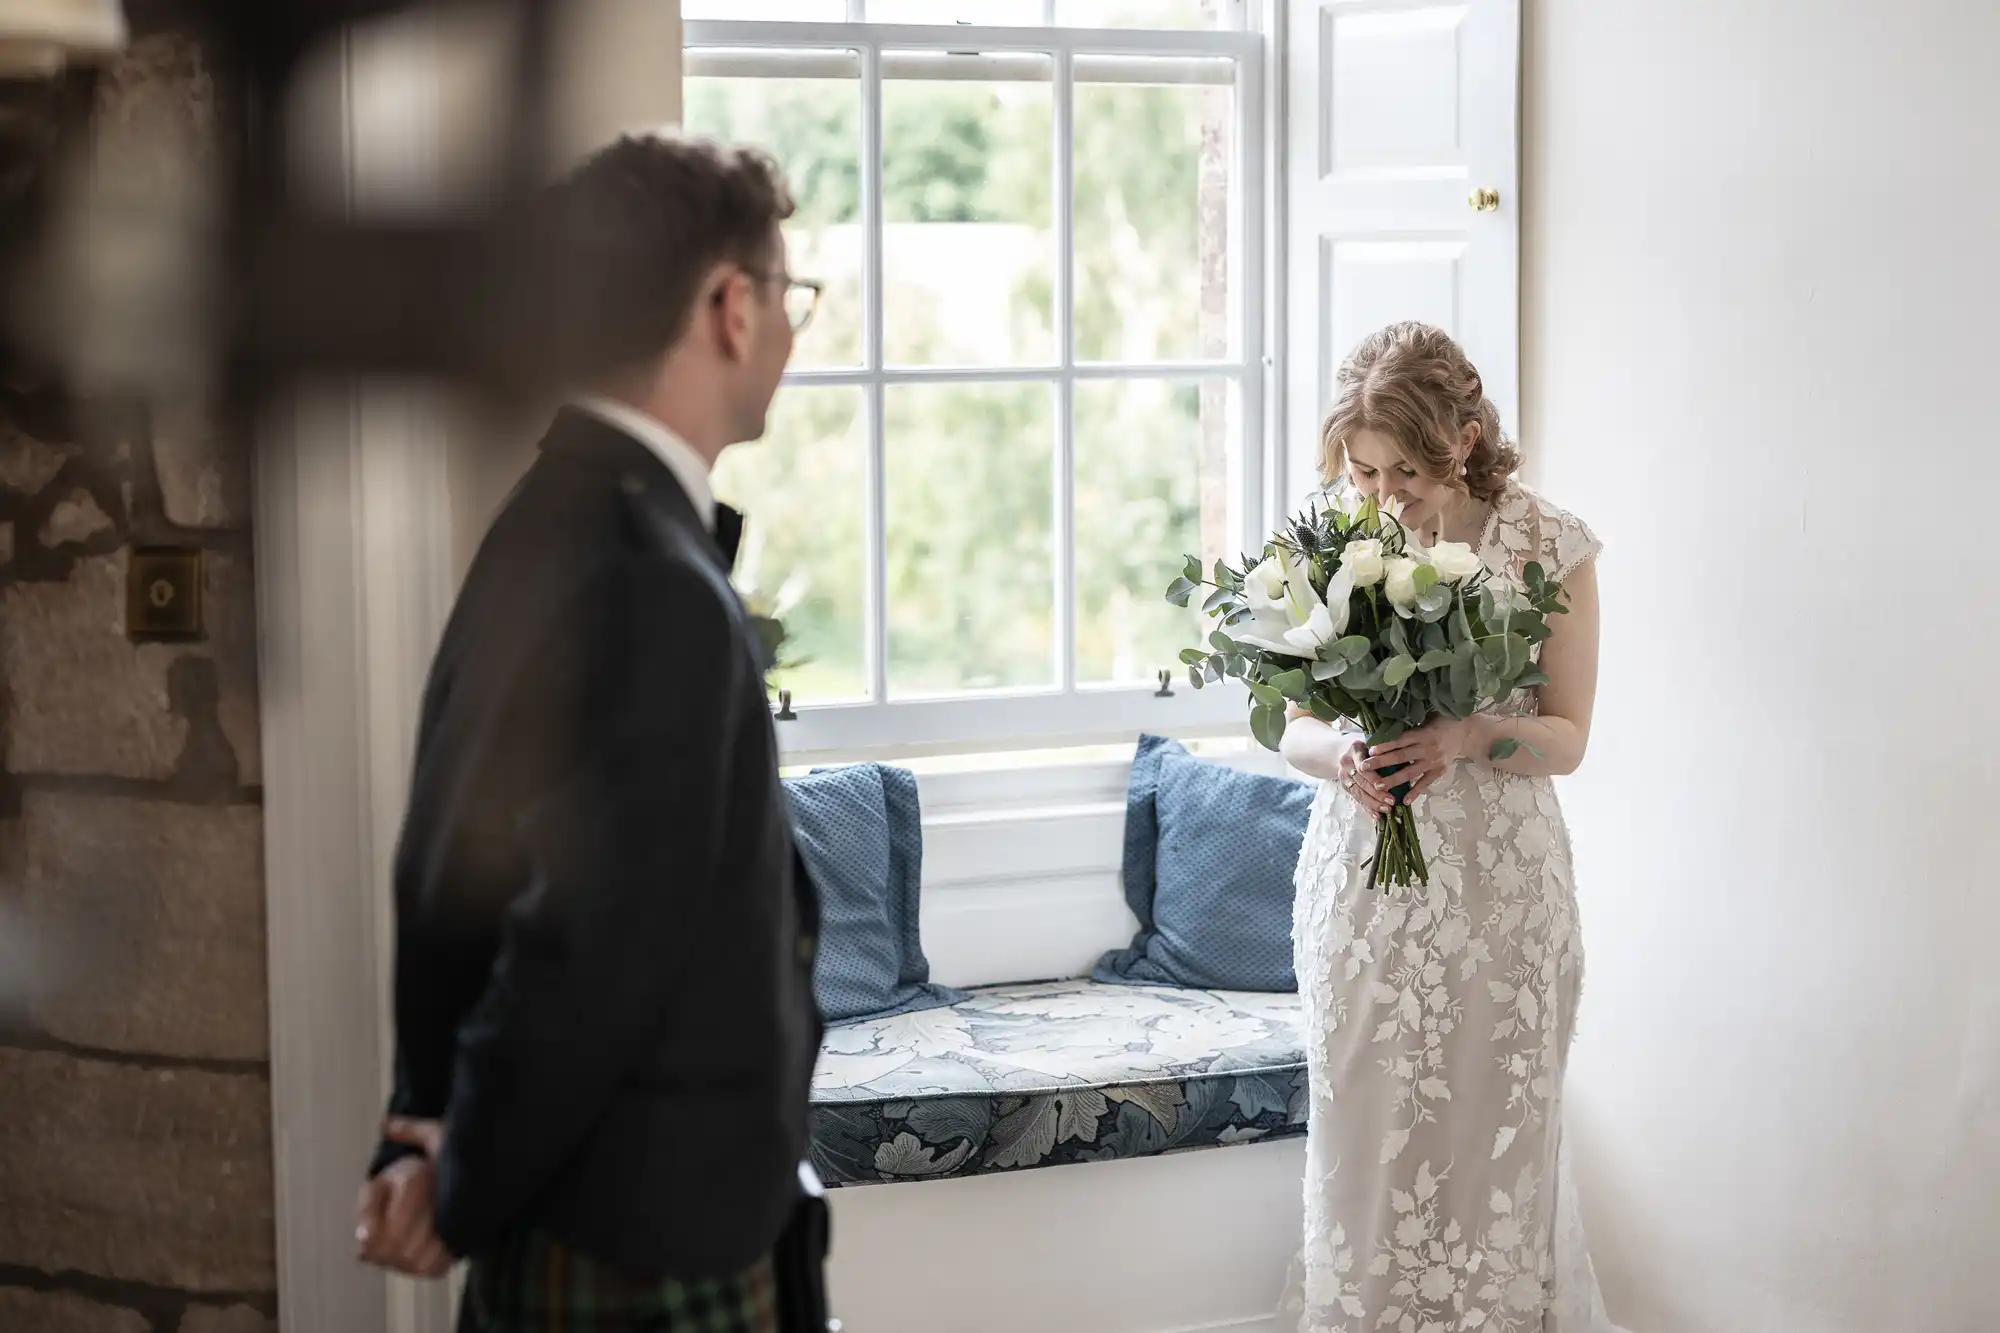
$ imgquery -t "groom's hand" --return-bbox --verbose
[355,1118,453,1278]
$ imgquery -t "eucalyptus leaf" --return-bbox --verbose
[1210,629,1236,654]
[1336,635,1373,663]
[1474,658,1501,699]
[1413,564,1439,596]
[1269,668,1312,701]
[1202,587,1234,615]
[1248,680,1284,709]
[1179,647,1208,667]
[1250,704,1287,752]
[1382,655,1418,688]
[1450,643,1476,700]
[1166,578,1195,608]
[1417,649,1456,672]
[1387,618,1412,658]
[1515,666,1550,689]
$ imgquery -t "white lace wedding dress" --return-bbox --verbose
[1281,482,1627,1333]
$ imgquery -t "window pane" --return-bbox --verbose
[1057,0,1233,27]
[683,0,845,17]
[882,54,1054,366]
[1073,57,1234,363]
[1074,378,1238,687]
[713,387,869,703]
[866,0,1044,22]
[886,382,1055,695]
[684,52,864,369]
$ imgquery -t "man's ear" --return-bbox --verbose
[708,266,755,363]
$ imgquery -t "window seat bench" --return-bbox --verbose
[809,978,1307,1187]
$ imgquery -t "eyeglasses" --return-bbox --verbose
[750,271,822,333]
[782,277,823,333]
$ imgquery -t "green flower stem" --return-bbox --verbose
[1369,804,1428,892]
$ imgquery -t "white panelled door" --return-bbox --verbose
[1283,0,1520,512]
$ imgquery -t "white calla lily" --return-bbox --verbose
[1243,552,1292,610]
[1282,601,1338,656]
[1320,561,1354,636]
[1228,548,1348,659]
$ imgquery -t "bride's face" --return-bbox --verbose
[1343,428,1456,532]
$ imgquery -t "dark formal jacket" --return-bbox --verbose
[368,406,823,1280]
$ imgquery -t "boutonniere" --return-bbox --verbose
[737,580,810,691]
[732,525,809,691]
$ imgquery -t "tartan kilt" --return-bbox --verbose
[467,1230,779,1333]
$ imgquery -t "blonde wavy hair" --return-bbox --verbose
[1317,322,1522,503]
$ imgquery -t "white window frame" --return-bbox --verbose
[684,10,1282,762]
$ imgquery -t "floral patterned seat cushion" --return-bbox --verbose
[809,979,1308,1187]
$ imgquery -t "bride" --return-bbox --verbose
[1277,323,1626,1332]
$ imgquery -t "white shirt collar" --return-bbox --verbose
[568,394,717,532]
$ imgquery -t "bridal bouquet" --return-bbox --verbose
[1166,492,1569,890]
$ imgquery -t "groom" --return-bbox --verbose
[354,133,827,1332]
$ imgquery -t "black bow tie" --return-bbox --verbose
[715,504,744,569]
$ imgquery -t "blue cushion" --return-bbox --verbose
[1093,734,1311,992]
[810,980,1306,1185]
[786,764,965,1024]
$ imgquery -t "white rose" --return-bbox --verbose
[1425,540,1484,584]
[1383,556,1423,613]
[1341,539,1387,588]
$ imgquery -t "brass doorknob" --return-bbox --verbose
[1469,187,1500,212]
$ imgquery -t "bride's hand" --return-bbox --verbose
[1334,736,1395,817]
[1360,717,1479,804]
[1284,713,1395,815]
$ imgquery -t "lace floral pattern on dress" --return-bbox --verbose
[1282,483,1622,1333]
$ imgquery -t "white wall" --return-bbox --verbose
[1523,2,2000,1330]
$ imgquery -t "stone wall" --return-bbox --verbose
[0,34,278,1333]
